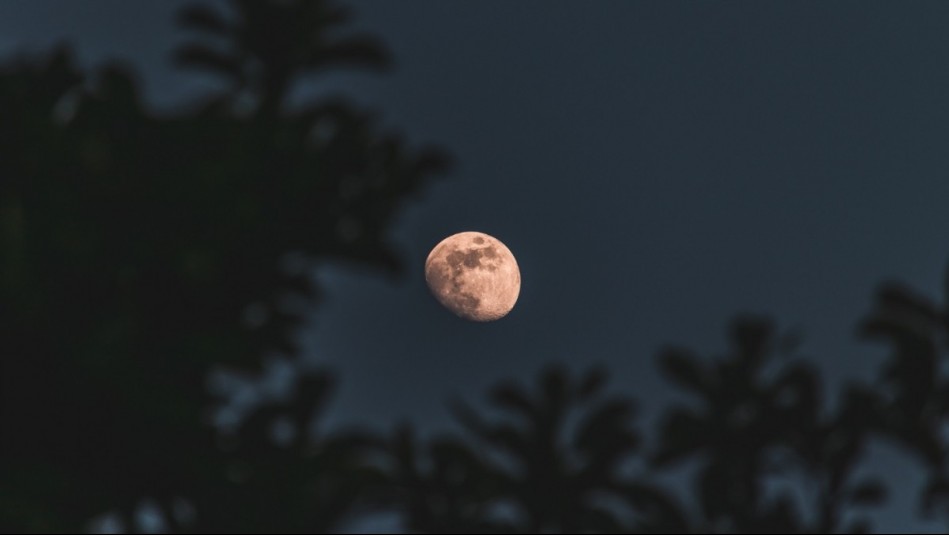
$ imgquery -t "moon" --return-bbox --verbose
[425,231,521,322]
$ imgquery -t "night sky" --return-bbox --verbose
[3,1,949,531]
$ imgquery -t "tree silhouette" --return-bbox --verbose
[186,371,389,533]
[653,316,886,533]
[390,364,689,534]
[858,279,949,529]
[175,0,390,115]
[3,1,949,533]
[0,0,447,531]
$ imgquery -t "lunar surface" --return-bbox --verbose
[424,231,521,322]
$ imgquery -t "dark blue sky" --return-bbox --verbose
[4,1,949,531]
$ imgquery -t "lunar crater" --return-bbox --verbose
[424,231,520,322]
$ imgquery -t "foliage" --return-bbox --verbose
[653,317,885,533]
[2,1,949,533]
[391,364,688,533]
[0,0,447,531]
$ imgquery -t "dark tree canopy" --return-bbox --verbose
[0,0,449,531]
[2,1,949,533]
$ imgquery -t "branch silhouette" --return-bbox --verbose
[2,1,949,533]
[653,317,886,533]
[0,0,446,531]
[175,0,390,114]
[859,279,949,527]
[391,364,688,534]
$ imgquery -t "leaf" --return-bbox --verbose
[176,4,232,36]
[310,35,392,72]
[573,399,636,456]
[657,348,708,394]
[770,363,820,422]
[291,371,334,432]
[860,282,941,343]
[390,423,419,478]
[412,147,454,176]
[876,281,939,322]
[729,315,774,369]
[845,519,873,534]
[489,383,534,418]
[173,43,243,82]
[621,481,690,533]
[483,424,529,461]
[539,364,570,408]
[651,408,707,466]
[848,479,887,506]
[776,326,804,356]
[449,399,490,438]
[577,366,607,401]
[760,494,800,532]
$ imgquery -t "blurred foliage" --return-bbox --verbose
[652,317,886,533]
[2,0,949,533]
[390,365,688,534]
[0,0,448,531]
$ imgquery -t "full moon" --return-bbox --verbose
[425,231,521,322]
